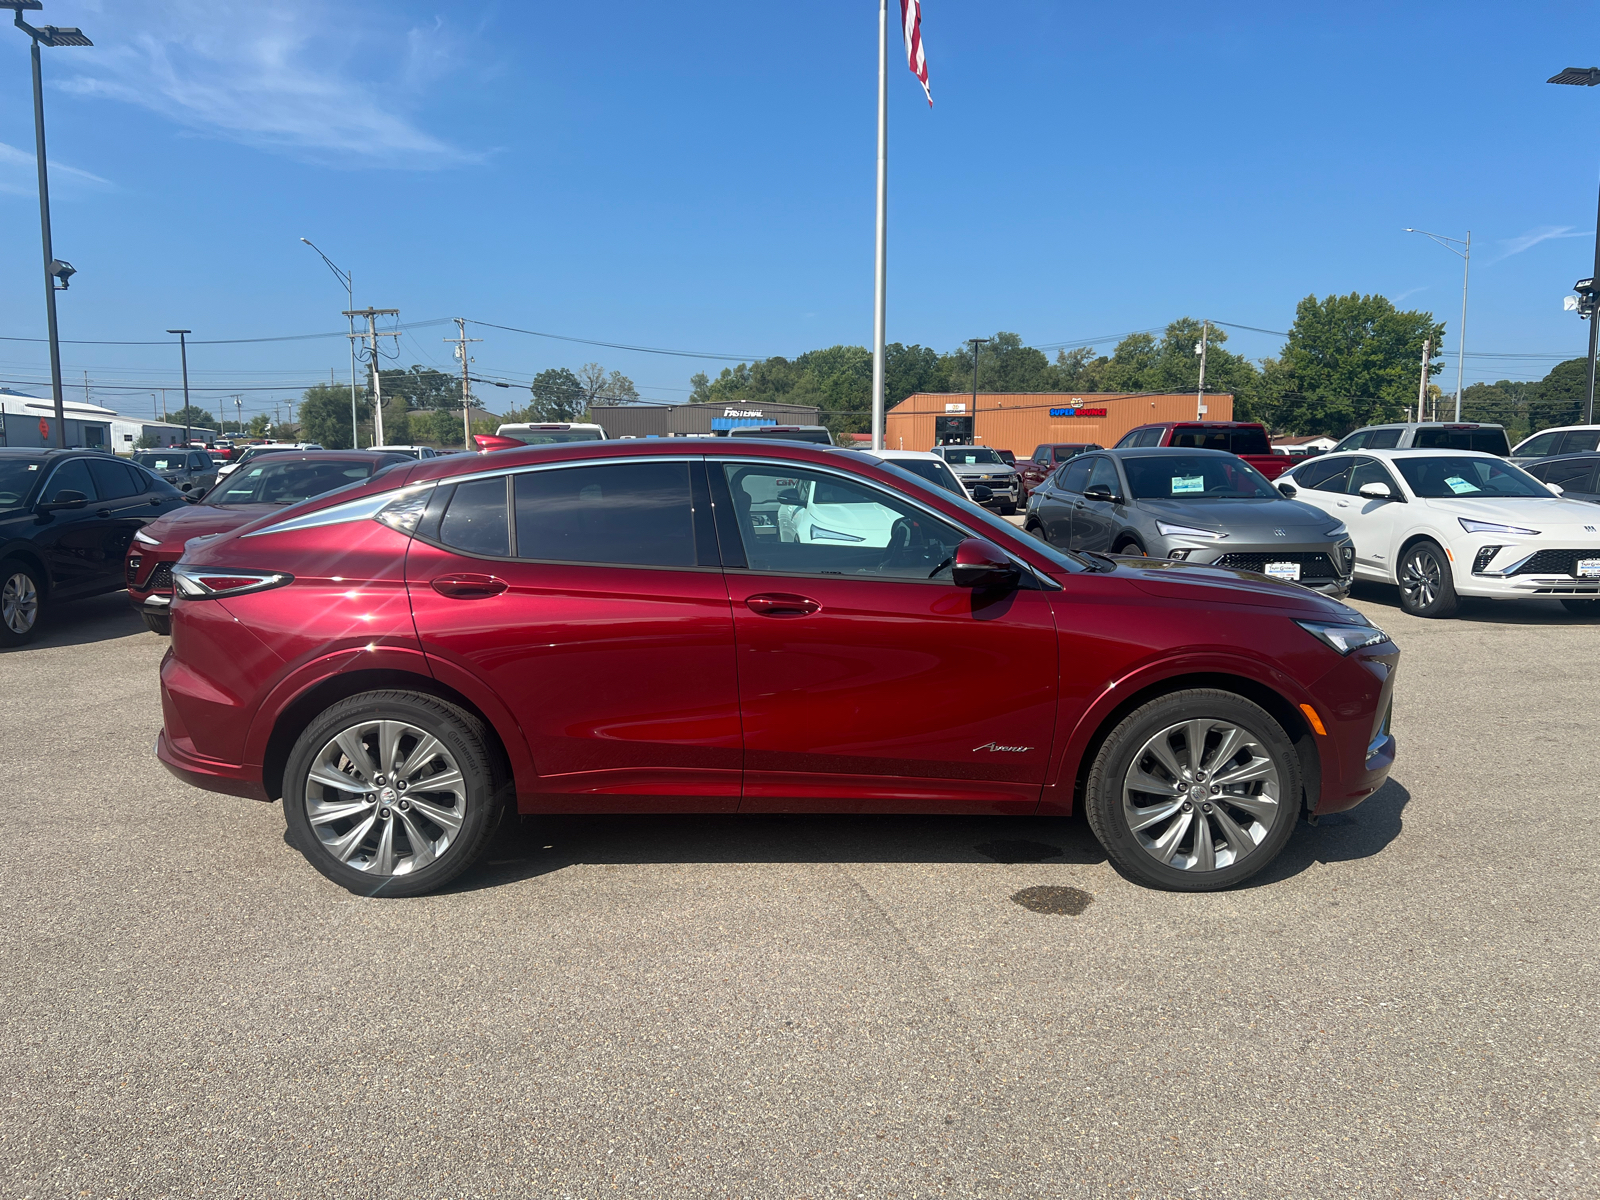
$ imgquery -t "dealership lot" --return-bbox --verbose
[3,589,1597,1198]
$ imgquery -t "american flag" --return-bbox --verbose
[900,0,931,106]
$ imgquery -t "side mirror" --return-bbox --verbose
[951,537,1021,590]
[776,488,803,506]
[1547,482,1565,495]
[970,484,994,503]
[1082,483,1117,503]
[1276,480,1298,498]
[1358,482,1394,501]
[37,489,88,513]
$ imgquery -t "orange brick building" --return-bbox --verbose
[884,392,1234,455]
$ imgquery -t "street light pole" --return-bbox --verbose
[1404,228,1470,420]
[300,239,360,447]
[1547,67,1600,422]
[968,338,988,440]
[5,3,93,448]
[166,330,192,446]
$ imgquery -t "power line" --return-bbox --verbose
[467,319,769,362]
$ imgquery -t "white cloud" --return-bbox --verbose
[0,141,113,196]
[56,1,480,168]
[1489,225,1590,263]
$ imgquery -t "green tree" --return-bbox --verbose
[247,413,271,437]
[412,408,466,447]
[377,365,462,412]
[577,362,640,407]
[506,367,586,422]
[1266,293,1444,435]
[1527,358,1587,432]
[381,395,411,445]
[298,383,368,449]
[168,404,216,433]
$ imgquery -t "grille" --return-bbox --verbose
[1511,549,1600,577]
[126,555,140,584]
[1212,551,1341,580]
[147,561,174,592]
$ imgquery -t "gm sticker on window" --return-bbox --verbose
[1171,475,1204,495]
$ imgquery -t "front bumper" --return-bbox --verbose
[1308,642,1400,816]
[1165,539,1356,597]
[1465,543,1600,598]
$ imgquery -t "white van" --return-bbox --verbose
[496,422,607,445]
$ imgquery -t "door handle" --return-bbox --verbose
[746,592,821,617]
[96,508,112,518]
[431,573,507,599]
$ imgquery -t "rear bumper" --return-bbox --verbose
[156,729,269,802]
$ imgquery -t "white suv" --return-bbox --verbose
[1330,422,1510,456]
[1508,424,1600,463]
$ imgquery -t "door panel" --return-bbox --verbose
[1070,459,1122,551]
[1342,457,1403,575]
[715,459,1058,815]
[36,459,103,596]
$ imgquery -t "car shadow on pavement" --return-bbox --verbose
[448,810,1109,893]
[7,590,149,651]
[1348,581,1594,626]
[1244,777,1411,888]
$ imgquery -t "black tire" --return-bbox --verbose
[1024,518,1045,541]
[141,611,172,636]
[1561,598,1600,617]
[1113,538,1145,558]
[1397,539,1459,618]
[999,501,1017,516]
[282,690,507,897]
[0,557,44,648]
[1084,688,1302,892]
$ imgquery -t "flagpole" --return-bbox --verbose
[870,0,888,451]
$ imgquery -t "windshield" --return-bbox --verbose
[1123,454,1277,500]
[202,458,384,505]
[1168,426,1271,454]
[889,458,965,496]
[0,459,43,509]
[939,447,1003,465]
[498,427,605,445]
[134,453,187,470]
[1413,428,1510,455]
[1394,455,1549,499]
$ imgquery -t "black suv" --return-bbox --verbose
[0,449,187,646]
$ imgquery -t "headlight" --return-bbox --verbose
[1156,521,1226,540]
[1294,620,1391,655]
[807,525,865,543]
[1459,518,1540,536]
[133,529,161,546]
[1323,523,1347,538]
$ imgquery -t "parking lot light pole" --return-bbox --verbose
[1548,67,1600,424]
[300,239,360,447]
[1404,228,1470,421]
[4,1,92,449]
[166,330,192,446]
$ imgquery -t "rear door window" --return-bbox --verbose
[513,461,696,567]
[1514,430,1562,458]
[88,458,141,500]
[438,476,511,557]
[1558,429,1600,454]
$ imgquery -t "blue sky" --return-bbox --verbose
[1,0,1599,424]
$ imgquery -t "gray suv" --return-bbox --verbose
[131,449,218,494]
[1331,421,1509,456]
[934,445,1020,514]
[1023,447,1355,597]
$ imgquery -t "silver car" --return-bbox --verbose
[130,449,218,494]
[934,445,1020,514]
[1023,447,1356,596]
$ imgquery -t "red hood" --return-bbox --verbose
[139,502,278,551]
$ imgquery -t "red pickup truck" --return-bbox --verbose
[1018,442,1102,497]
[1113,421,1290,480]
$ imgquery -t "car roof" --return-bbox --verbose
[1345,421,1504,430]
[870,449,945,460]
[1103,446,1235,457]
[1312,447,1507,460]
[1527,451,1600,463]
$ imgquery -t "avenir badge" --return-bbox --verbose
[973,741,1033,753]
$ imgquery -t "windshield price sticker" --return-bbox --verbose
[1171,475,1204,494]
[1444,476,1479,495]
[1264,561,1301,582]
[1578,558,1600,579]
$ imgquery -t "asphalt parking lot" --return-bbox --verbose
[4,585,1597,1200]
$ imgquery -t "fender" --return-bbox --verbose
[414,651,541,808]
[1037,648,1320,816]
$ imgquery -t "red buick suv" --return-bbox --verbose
[156,440,1398,896]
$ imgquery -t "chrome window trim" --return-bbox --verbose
[240,481,436,538]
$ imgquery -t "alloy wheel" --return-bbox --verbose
[2,571,38,636]
[1121,718,1283,872]
[303,719,468,876]
[1400,548,1440,610]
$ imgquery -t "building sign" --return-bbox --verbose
[722,408,765,418]
[944,402,967,413]
[1049,407,1107,418]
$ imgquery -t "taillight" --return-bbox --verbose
[172,564,293,599]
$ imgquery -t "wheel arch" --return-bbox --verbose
[1395,530,1449,585]
[1112,533,1148,556]
[0,544,51,597]
[261,668,515,804]
[1054,670,1320,820]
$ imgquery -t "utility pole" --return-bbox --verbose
[1195,320,1210,419]
[160,389,167,420]
[166,329,192,446]
[345,307,400,447]
[448,318,482,447]
[83,370,88,404]
[869,0,888,451]
[1416,338,1431,423]
[234,395,243,437]
[966,338,988,443]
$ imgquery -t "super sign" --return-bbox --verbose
[1049,407,1107,418]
